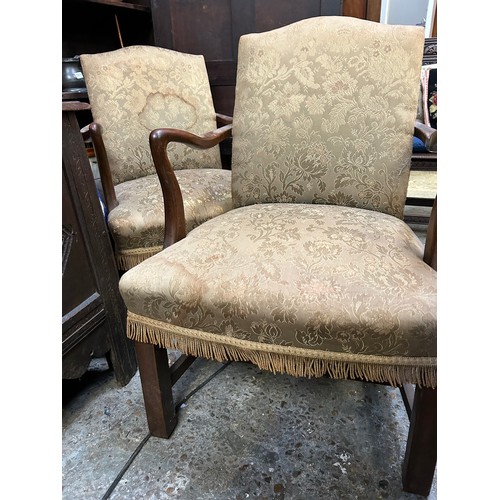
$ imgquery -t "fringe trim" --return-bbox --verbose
[116,246,163,270]
[127,312,436,389]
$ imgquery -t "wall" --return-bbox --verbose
[380,0,428,26]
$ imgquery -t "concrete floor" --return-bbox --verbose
[62,206,436,500]
[62,355,436,500]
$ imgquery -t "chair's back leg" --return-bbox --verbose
[135,341,177,438]
[402,386,437,496]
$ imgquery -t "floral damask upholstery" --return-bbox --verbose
[121,202,436,385]
[120,17,435,386]
[80,46,232,269]
[108,169,233,269]
[119,17,437,492]
[231,18,422,219]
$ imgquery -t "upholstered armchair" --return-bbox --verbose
[80,46,233,270]
[119,17,437,496]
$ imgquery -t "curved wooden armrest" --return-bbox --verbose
[414,121,437,154]
[150,123,233,151]
[216,113,233,126]
[89,122,118,212]
[423,196,437,271]
[150,124,233,248]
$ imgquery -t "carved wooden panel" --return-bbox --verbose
[62,104,136,385]
[62,167,101,327]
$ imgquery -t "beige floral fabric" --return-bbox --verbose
[120,204,436,384]
[81,45,222,185]
[81,45,230,270]
[232,17,424,219]
[119,18,435,387]
[109,169,232,269]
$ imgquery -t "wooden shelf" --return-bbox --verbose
[76,0,150,12]
[63,90,89,101]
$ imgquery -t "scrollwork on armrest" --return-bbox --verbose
[149,123,233,248]
[89,122,118,212]
[414,121,437,154]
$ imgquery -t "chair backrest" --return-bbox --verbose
[81,45,221,186]
[231,17,424,219]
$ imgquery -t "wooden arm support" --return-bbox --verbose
[216,113,233,126]
[89,122,118,212]
[414,121,437,154]
[149,123,233,248]
[423,196,437,271]
[63,103,117,211]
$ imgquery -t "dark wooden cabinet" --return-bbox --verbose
[62,102,136,386]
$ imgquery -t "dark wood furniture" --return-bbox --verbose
[62,101,136,386]
[63,0,153,58]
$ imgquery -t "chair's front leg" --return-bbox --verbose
[402,386,437,496]
[135,341,177,439]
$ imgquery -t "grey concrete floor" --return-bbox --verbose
[62,355,436,500]
[62,207,436,500]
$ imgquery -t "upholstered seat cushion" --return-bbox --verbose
[109,169,232,269]
[120,203,437,387]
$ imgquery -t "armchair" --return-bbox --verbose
[80,46,233,270]
[119,17,436,496]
